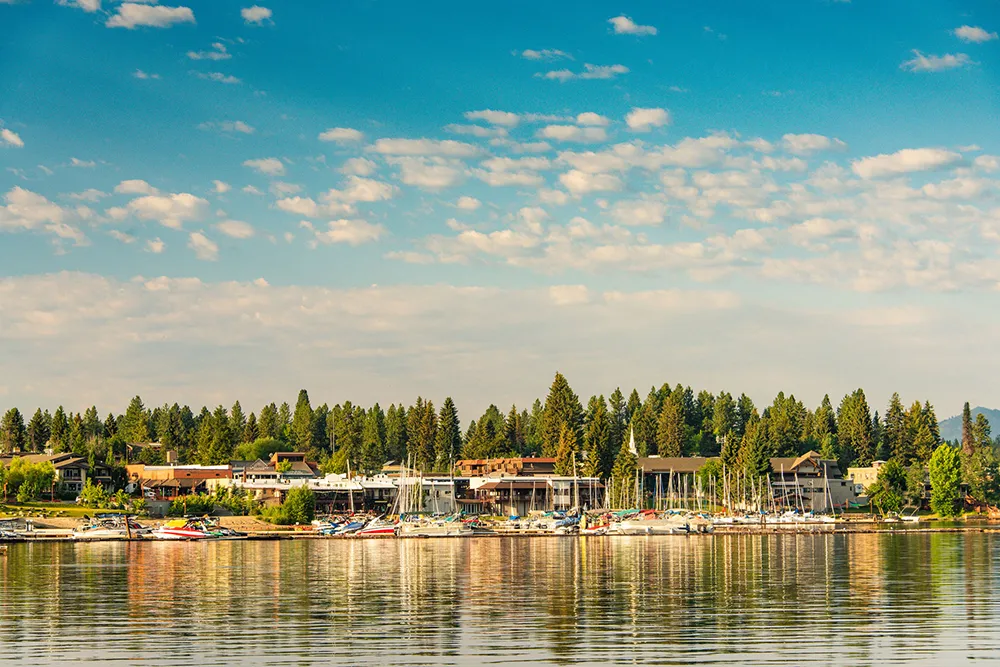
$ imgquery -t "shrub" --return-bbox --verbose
[167,494,216,517]
[260,486,315,525]
[78,479,112,508]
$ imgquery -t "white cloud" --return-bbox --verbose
[0,187,67,231]
[59,0,101,12]
[276,197,324,218]
[973,155,999,173]
[539,64,629,82]
[242,5,272,24]
[538,189,570,206]
[608,15,657,36]
[242,185,264,195]
[444,124,508,138]
[201,120,254,134]
[519,49,571,61]
[243,157,285,176]
[386,157,466,190]
[319,127,364,143]
[549,285,590,306]
[371,138,481,158]
[900,50,973,72]
[216,220,255,239]
[213,180,231,193]
[106,3,195,29]
[126,192,208,229]
[625,107,670,132]
[109,230,134,244]
[538,125,608,143]
[610,198,668,226]
[559,170,623,196]
[851,148,962,178]
[464,110,520,127]
[954,26,997,43]
[194,72,241,85]
[146,238,165,254]
[269,181,301,196]
[187,42,230,61]
[781,133,846,155]
[576,112,610,127]
[70,158,96,168]
[341,157,377,176]
[314,219,385,246]
[1,128,24,148]
[456,196,481,211]
[188,231,219,260]
[325,176,397,203]
[69,189,108,202]
[133,70,161,80]
[115,179,159,195]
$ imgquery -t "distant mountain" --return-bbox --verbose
[938,407,1000,443]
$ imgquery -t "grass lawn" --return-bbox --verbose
[0,501,125,519]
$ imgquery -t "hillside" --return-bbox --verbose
[938,407,1000,443]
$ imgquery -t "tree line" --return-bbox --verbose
[1,374,995,510]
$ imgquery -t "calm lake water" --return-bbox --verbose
[1,533,998,665]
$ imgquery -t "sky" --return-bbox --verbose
[0,0,999,420]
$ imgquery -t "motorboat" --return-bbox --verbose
[610,517,690,535]
[152,518,217,540]
[355,517,397,536]
[73,514,149,539]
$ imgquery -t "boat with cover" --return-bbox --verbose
[397,514,474,537]
[610,510,690,535]
[73,514,149,539]
[355,517,397,536]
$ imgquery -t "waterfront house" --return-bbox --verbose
[770,451,857,511]
[0,453,112,496]
[846,461,887,495]
[454,457,557,477]
[465,476,603,516]
[126,463,232,500]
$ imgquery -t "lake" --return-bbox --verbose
[0,533,997,665]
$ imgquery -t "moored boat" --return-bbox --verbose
[152,518,216,540]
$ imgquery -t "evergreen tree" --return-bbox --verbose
[82,406,102,443]
[311,404,330,455]
[836,389,875,468]
[696,389,717,455]
[503,404,526,457]
[385,404,408,461]
[259,403,280,440]
[582,395,611,478]
[277,402,292,442]
[27,409,49,453]
[813,395,838,462]
[961,402,975,456]
[923,401,941,446]
[406,398,438,471]
[632,389,659,457]
[625,389,642,424]
[928,444,962,517]
[0,408,27,454]
[765,392,806,457]
[462,405,508,459]
[121,395,151,444]
[290,390,314,451]
[610,432,638,509]
[230,401,247,444]
[50,406,69,452]
[243,412,259,446]
[608,388,626,457]
[884,393,907,463]
[360,405,386,474]
[523,399,544,455]
[540,372,584,457]
[734,393,756,440]
[713,392,737,457]
[436,398,462,469]
[872,410,886,460]
[738,419,771,478]
[656,392,686,457]
[554,422,578,476]
[103,412,117,438]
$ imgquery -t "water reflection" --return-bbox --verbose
[0,534,997,665]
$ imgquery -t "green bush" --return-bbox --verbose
[260,487,315,525]
[167,494,216,517]
[78,479,112,508]
[210,486,259,516]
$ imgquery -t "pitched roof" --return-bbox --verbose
[637,457,708,474]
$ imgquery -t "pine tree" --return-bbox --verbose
[277,402,292,442]
[765,392,806,457]
[735,393,756,440]
[230,401,247,443]
[884,393,907,463]
[259,403,280,440]
[582,395,611,478]
[696,390,717,456]
[961,402,974,456]
[633,389,659,456]
[626,389,642,424]
[406,398,437,471]
[554,422,578,476]
[311,404,330,455]
[656,392,686,457]
[103,412,116,438]
[928,444,962,517]
[121,396,151,444]
[436,398,462,469]
[27,408,49,453]
[0,408,26,454]
[610,432,638,509]
[462,405,507,459]
[290,390,314,451]
[738,419,771,478]
[50,406,69,452]
[503,404,526,456]
[82,406,102,443]
[360,405,386,474]
[385,404,408,461]
[243,412,259,445]
[540,372,584,457]
[836,389,874,468]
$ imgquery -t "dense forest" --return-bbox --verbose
[0,374,996,511]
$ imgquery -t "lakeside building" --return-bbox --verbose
[846,461,887,495]
[0,453,113,496]
[230,452,320,483]
[462,476,603,516]
[455,457,557,477]
[126,463,232,500]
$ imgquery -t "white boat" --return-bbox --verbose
[152,518,216,540]
[397,520,473,537]
[355,518,397,536]
[73,515,149,539]
[611,518,690,535]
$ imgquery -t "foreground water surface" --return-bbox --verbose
[1,533,998,665]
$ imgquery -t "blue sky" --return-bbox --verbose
[1,0,999,418]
